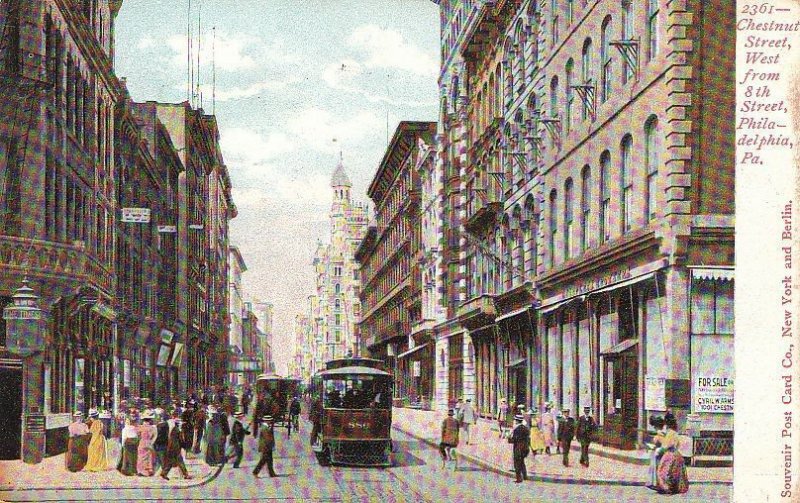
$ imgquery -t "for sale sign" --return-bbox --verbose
[694,376,734,413]
[121,208,151,223]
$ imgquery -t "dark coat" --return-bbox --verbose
[509,423,531,458]
[230,419,250,446]
[164,424,185,463]
[258,424,275,453]
[576,415,597,443]
[220,413,231,437]
[558,417,576,443]
[154,422,169,451]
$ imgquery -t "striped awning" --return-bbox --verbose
[690,268,734,281]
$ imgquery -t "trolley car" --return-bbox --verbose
[253,373,301,435]
[310,358,393,467]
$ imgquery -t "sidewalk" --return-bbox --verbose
[391,407,733,486]
[0,447,216,492]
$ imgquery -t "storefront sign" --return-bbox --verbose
[156,345,171,367]
[563,270,632,299]
[694,376,734,413]
[412,361,421,377]
[645,376,667,411]
[123,360,131,387]
[160,329,174,344]
[157,225,177,233]
[121,208,151,223]
[171,343,184,367]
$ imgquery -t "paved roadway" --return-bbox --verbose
[1,419,731,503]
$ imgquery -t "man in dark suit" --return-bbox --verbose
[576,406,597,467]
[153,408,169,471]
[508,414,530,483]
[160,411,191,480]
[557,408,576,467]
[227,410,250,468]
[253,415,277,478]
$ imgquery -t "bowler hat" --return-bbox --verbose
[514,414,524,421]
[447,409,455,416]
[261,415,273,422]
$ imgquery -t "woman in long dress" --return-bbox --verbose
[646,415,666,489]
[497,399,509,438]
[137,414,157,476]
[204,406,225,466]
[117,415,139,476]
[85,410,111,471]
[529,411,546,458]
[65,412,91,472]
[654,413,689,494]
[540,404,556,455]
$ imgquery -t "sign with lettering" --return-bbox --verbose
[157,225,177,233]
[121,208,151,223]
[694,376,734,413]
[562,270,632,299]
[3,308,42,320]
[645,376,667,411]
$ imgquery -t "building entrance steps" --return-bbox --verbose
[391,407,732,486]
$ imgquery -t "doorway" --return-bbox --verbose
[0,366,23,459]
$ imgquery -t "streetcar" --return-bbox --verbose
[310,357,393,467]
[253,373,301,435]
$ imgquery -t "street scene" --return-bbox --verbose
[0,0,737,502]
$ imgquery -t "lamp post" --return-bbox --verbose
[3,279,46,464]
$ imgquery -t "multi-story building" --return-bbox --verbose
[227,245,246,386]
[252,300,275,373]
[356,121,436,406]
[0,0,123,462]
[311,159,368,363]
[433,0,736,457]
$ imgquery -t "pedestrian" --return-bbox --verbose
[205,405,226,465]
[540,403,556,455]
[454,398,463,422]
[181,401,195,448]
[439,409,460,470]
[192,402,207,454]
[309,394,323,446]
[497,399,509,439]
[528,409,546,458]
[290,395,301,433]
[508,414,530,483]
[646,415,666,489]
[552,404,563,454]
[227,410,250,468]
[653,412,689,494]
[242,387,253,415]
[557,408,576,467]
[154,408,169,471]
[65,411,91,472]
[459,398,476,445]
[160,410,192,481]
[117,414,139,476]
[85,409,111,471]
[253,415,277,478]
[576,406,597,467]
[137,411,158,476]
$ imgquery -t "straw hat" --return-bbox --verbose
[88,408,99,418]
[73,411,84,418]
[261,415,273,423]
[514,414,524,422]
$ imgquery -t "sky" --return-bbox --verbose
[114,0,440,375]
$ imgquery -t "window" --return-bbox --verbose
[549,76,559,118]
[644,116,659,220]
[621,0,634,83]
[620,135,633,232]
[647,0,659,60]
[599,151,611,242]
[565,59,574,132]
[335,299,341,310]
[549,189,557,267]
[564,179,574,259]
[551,0,559,46]
[581,38,592,120]
[567,0,574,25]
[580,165,591,251]
[335,283,341,294]
[600,16,612,103]
[335,314,341,326]
[691,278,734,335]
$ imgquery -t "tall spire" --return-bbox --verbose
[331,156,352,188]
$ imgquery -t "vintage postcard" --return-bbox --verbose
[0,1,796,502]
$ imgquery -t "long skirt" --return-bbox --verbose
[205,424,225,465]
[65,434,91,472]
[85,435,110,471]
[648,448,664,487]
[137,446,156,476]
[117,438,139,476]
[656,449,690,494]
[529,427,546,453]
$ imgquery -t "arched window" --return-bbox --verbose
[647,0,660,61]
[516,22,526,93]
[621,134,633,232]
[512,206,524,284]
[600,16,612,103]
[550,75,559,118]
[581,38,592,120]
[551,0,560,47]
[599,151,611,242]
[565,59,574,132]
[581,165,591,251]
[489,74,496,120]
[495,226,504,293]
[621,0,634,83]
[564,178,574,259]
[494,63,502,115]
[524,195,536,278]
[644,116,659,220]
[549,189,558,267]
[567,0,574,25]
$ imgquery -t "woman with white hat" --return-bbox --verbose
[137,411,158,476]
[85,409,110,471]
[66,411,90,472]
[117,413,139,476]
[204,405,226,466]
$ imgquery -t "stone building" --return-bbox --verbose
[252,300,275,373]
[356,121,436,406]
[227,245,246,387]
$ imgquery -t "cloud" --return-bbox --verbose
[220,127,295,167]
[166,30,259,72]
[137,36,155,49]
[286,107,383,153]
[348,25,438,77]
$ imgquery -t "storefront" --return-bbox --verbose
[396,340,434,409]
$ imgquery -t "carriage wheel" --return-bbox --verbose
[315,446,331,466]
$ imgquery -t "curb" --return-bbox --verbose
[391,424,732,487]
[0,459,222,493]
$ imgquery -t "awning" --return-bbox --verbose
[690,268,734,281]
[601,338,638,356]
[594,272,656,295]
[496,306,531,322]
[397,343,430,360]
[505,357,526,368]
[539,295,585,315]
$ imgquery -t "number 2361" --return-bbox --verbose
[741,3,775,15]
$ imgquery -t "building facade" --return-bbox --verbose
[252,300,275,373]
[227,245,246,387]
[356,121,436,407]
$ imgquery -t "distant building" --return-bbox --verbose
[227,246,246,386]
[252,301,275,373]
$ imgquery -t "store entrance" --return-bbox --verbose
[0,366,23,459]
[601,344,639,450]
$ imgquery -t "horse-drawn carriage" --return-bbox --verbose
[253,373,301,435]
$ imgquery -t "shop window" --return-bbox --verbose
[617,290,638,341]
[691,279,734,335]
[647,0,659,61]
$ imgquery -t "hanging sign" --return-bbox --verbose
[157,225,177,233]
[645,375,667,411]
[121,208,151,223]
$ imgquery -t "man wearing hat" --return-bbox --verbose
[576,406,597,467]
[508,414,530,483]
[557,408,576,467]
[227,410,251,469]
[66,411,91,472]
[439,409,460,469]
[253,415,277,478]
[160,410,191,480]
